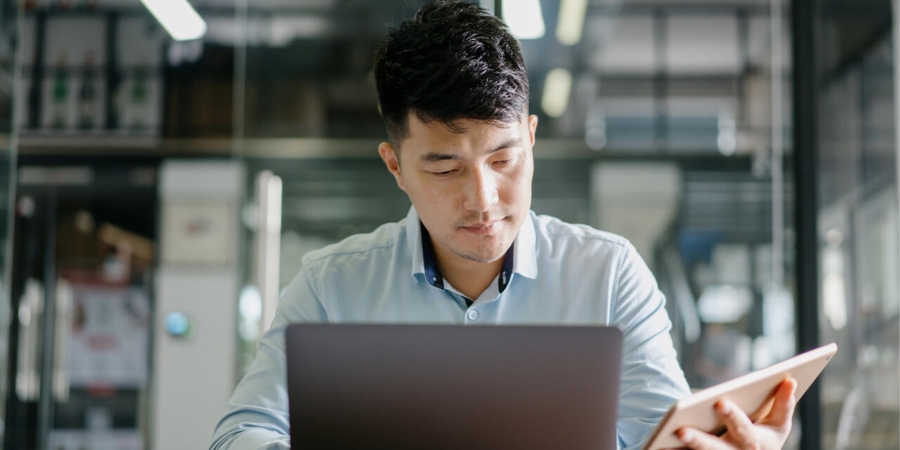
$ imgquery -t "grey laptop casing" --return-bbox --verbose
[285,324,623,450]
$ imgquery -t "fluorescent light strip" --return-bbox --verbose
[556,0,588,46]
[541,68,572,118]
[141,0,208,41]
[503,0,545,40]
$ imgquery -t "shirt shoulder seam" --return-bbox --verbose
[302,239,398,265]
[303,259,328,319]
[610,243,628,313]
[542,227,629,247]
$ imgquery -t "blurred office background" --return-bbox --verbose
[0,0,896,449]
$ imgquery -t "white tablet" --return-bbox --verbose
[642,343,838,450]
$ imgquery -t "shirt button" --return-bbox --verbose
[467,310,479,321]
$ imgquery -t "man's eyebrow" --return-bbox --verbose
[490,138,521,153]
[421,152,458,162]
[419,138,521,163]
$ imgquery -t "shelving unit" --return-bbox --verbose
[17,9,165,138]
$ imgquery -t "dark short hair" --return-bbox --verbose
[373,0,530,145]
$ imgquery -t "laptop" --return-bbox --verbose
[285,324,623,450]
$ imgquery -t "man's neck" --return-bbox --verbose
[432,245,504,301]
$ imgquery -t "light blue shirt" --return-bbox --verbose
[211,207,691,450]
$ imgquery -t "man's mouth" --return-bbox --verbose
[460,219,502,235]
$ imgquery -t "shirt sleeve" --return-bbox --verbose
[209,263,328,450]
[612,242,692,450]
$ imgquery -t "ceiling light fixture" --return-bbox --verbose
[503,0,545,40]
[556,0,588,46]
[542,68,572,118]
[141,0,207,41]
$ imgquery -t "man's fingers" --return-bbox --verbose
[677,427,729,450]
[714,399,756,448]
[763,377,798,428]
[676,379,799,450]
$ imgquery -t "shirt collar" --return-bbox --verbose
[515,210,538,280]
[406,206,538,290]
[420,222,446,290]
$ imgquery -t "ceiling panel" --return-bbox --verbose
[666,16,741,75]
[589,16,656,74]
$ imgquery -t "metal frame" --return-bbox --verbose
[104,12,119,130]
[25,11,45,130]
[791,1,822,450]
[35,188,56,450]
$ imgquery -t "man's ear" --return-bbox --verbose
[527,114,538,147]
[379,142,406,191]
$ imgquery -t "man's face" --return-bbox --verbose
[379,114,538,265]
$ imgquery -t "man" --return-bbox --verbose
[210,1,797,449]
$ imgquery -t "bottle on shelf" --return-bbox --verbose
[130,62,149,130]
[50,52,68,130]
[78,51,97,130]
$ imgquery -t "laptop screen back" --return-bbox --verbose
[285,324,623,450]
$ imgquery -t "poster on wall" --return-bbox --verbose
[64,282,150,389]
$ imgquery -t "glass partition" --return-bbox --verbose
[815,0,900,446]
[235,2,798,432]
[0,0,19,444]
[11,0,888,448]
[6,3,158,449]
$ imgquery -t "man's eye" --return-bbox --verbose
[493,159,511,167]
[432,170,456,176]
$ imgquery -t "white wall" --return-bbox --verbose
[152,160,244,450]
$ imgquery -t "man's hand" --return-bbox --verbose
[676,377,798,450]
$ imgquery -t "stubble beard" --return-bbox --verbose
[451,241,508,264]
[448,224,511,264]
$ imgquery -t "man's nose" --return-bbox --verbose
[463,167,499,213]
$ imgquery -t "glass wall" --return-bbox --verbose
[16,0,900,449]
[815,0,900,447]
[7,2,160,449]
[0,0,18,444]
[235,1,798,431]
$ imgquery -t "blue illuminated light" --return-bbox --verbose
[165,311,192,338]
